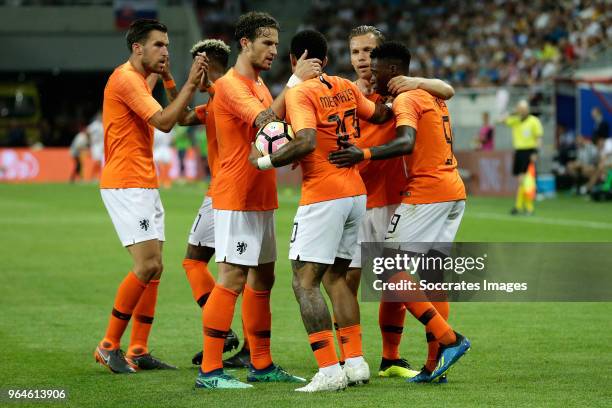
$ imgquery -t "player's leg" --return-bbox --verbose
[95,189,167,373]
[293,260,346,392]
[323,195,369,386]
[124,240,175,370]
[196,261,252,389]
[422,200,465,379]
[322,257,369,386]
[196,209,284,389]
[512,149,530,214]
[385,202,470,382]
[125,190,175,369]
[183,197,241,365]
[372,204,416,378]
[336,212,366,364]
[290,198,353,392]
[244,211,304,383]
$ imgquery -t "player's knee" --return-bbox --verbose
[217,269,246,293]
[135,258,163,282]
[292,270,318,293]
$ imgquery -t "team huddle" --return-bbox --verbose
[94,12,471,392]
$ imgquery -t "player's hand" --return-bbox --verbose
[160,57,172,81]
[293,50,322,81]
[198,52,213,92]
[188,52,209,87]
[388,76,421,95]
[328,139,364,168]
[248,143,263,169]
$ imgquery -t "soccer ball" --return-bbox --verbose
[255,121,294,156]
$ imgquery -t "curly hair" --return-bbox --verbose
[348,25,385,45]
[370,41,411,69]
[126,19,167,52]
[234,11,280,48]
[290,30,327,62]
[190,39,231,68]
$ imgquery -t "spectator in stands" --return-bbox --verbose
[475,111,494,151]
[591,106,610,145]
[585,136,612,194]
[566,135,598,195]
[277,0,611,90]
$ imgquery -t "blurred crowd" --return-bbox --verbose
[297,0,610,87]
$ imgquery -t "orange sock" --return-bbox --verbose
[333,319,346,362]
[242,284,272,370]
[182,259,216,307]
[379,301,406,360]
[201,284,238,373]
[242,319,250,351]
[309,330,338,368]
[336,324,362,359]
[101,271,147,350]
[404,301,456,345]
[127,279,159,356]
[425,301,450,371]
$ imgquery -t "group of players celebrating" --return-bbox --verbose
[94,11,471,392]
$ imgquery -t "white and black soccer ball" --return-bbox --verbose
[255,121,294,156]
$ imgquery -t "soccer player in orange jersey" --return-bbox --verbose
[249,29,393,392]
[329,41,471,383]
[164,39,250,368]
[346,26,456,379]
[195,12,322,389]
[95,19,207,373]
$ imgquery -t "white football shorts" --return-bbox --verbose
[188,195,215,248]
[289,195,366,264]
[100,188,165,247]
[349,203,399,268]
[214,209,276,267]
[384,200,465,255]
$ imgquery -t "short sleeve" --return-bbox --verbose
[194,104,207,124]
[285,87,317,133]
[116,71,162,122]
[392,93,421,129]
[505,116,520,127]
[216,77,266,127]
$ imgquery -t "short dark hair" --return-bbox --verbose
[234,12,280,47]
[126,19,167,52]
[348,25,385,45]
[190,39,231,68]
[290,29,327,62]
[370,41,411,70]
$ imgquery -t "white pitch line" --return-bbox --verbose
[466,212,612,230]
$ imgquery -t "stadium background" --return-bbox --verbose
[1,1,611,407]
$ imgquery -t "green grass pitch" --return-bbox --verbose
[1,183,611,407]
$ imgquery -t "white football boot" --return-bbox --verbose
[344,359,370,386]
[295,370,348,392]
